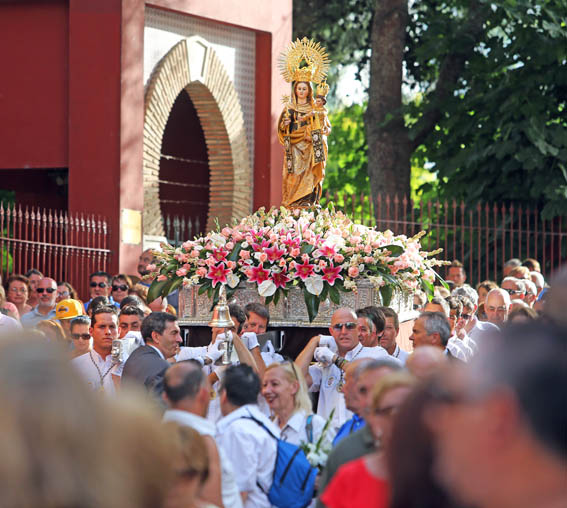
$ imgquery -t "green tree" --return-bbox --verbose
[294,0,567,219]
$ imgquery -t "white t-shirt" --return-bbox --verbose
[391,344,409,365]
[216,404,279,508]
[276,409,334,448]
[163,409,243,508]
[308,342,389,431]
[72,350,121,394]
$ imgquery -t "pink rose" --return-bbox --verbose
[176,268,188,277]
[240,250,250,260]
[291,248,300,257]
[258,252,268,263]
[348,266,359,278]
[190,250,200,258]
[226,242,234,250]
[146,264,157,272]
[222,227,232,237]
[226,261,236,270]
[157,274,167,282]
[196,267,207,277]
[334,254,345,264]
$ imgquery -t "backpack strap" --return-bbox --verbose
[241,412,279,441]
[306,414,314,443]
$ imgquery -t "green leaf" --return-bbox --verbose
[147,278,170,303]
[168,277,184,295]
[421,278,435,301]
[303,290,321,322]
[198,283,209,295]
[380,285,394,307]
[381,244,404,257]
[300,243,315,255]
[329,284,341,305]
[273,290,281,306]
[227,241,243,262]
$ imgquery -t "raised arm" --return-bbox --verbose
[295,335,320,387]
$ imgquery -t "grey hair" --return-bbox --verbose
[452,284,479,306]
[502,276,526,294]
[504,258,522,268]
[420,311,451,347]
[70,315,91,329]
[357,356,403,377]
[428,297,450,317]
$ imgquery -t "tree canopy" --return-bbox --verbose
[294,0,567,218]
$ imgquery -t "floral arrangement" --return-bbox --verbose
[147,206,446,321]
[301,409,335,470]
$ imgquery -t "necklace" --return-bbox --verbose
[337,344,363,392]
[89,351,115,393]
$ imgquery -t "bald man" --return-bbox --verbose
[485,288,511,326]
[296,307,390,431]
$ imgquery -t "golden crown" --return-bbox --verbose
[279,37,330,85]
[316,80,330,97]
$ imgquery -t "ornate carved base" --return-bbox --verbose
[178,280,416,327]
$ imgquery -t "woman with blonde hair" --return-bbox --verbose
[262,361,334,447]
[320,371,416,508]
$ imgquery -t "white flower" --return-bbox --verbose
[210,233,226,247]
[258,279,277,297]
[227,273,240,289]
[304,274,324,296]
[323,233,345,250]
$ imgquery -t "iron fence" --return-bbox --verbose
[0,203,111,301]
[322,192,566,284]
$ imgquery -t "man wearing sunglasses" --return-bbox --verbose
[21,278,58,328]
[296,307,389,432]
[84,271,120,312]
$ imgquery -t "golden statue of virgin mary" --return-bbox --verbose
[278,38,331,208]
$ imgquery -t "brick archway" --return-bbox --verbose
[143,36,252,236]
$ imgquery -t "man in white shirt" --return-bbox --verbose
[163,361,242,508]
[377,307,409,364]
[296,307,389,431]
[216,364,279,508]
[72,305,121,394]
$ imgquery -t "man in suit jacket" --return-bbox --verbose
[122,312,181,394]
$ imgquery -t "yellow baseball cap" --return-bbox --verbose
[56,299,85,320]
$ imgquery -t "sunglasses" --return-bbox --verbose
[90,282,108,288]
[112,284,128,292]
[72,333,91,340]
[37,288,56,294]
[332,322,357,331]
[461,313,472,320]
[503,288,523,295]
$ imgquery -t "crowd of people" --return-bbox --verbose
[0,253,565,508]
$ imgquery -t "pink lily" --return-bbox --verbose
[295,260,315,280]
[247,264,271,284]
[271,270,291,289]
[206,263,230,288]
[212,248,228,262]
[265,245,286,262]
[322,263,343,285]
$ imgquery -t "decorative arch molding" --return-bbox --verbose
[143,36,252,236]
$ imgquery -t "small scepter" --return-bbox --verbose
[209,285,234,365]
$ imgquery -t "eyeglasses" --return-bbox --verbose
[332,322,357,331]
[413,304,421,310]
[487,306,507,312]
[9,287,27,293]
[461,313,472,320]
[72,333,91,340]
[283,358,299,381]
[90,282,108,288]
[112,284,128,292]
[503,288,523,295]
[37,288,56,294]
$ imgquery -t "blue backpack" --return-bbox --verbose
[243,413,317,508]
